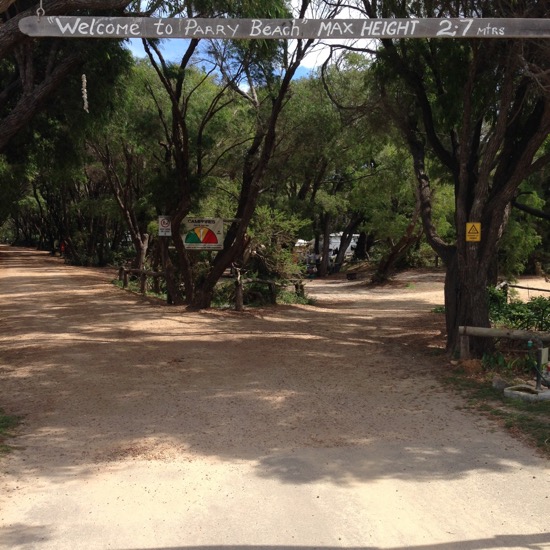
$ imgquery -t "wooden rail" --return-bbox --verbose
[496,281,550,301]
[118,267,164,295]
[118,267,305,309]
[507,284,550,293]
[459,325,550,359]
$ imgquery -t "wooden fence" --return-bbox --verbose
[459,325,550,359]
[496,281,550,299]
[459,326,550,389]
[118,267,164,295]
[118,267,305,308]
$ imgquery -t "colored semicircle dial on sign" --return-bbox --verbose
[185,226,219,245]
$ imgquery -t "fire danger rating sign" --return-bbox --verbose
[466,222,481,242]
[183,217,223,250]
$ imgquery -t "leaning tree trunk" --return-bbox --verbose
[334,214,363,268]
[188,36,312,309]
[130,233,149,270]
[371,206,422,284]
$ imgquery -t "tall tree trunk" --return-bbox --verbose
[189,35,313,309]
[444,245,493,356]
[160,238,182,305]
[317,214,331,277]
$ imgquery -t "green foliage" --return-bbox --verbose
[502,297,550,332]
[487,285,508,319]
[276,288,312,306]
[499,192,544,277]
[481,287,550,385]
[489,287,550,332]
[443,371,550,457]
[0,156,25,226]
[211,279,236,308]
[209,279,312,308]
[246,206,308,279]
[3,39,136,261]
[481,351,530,377]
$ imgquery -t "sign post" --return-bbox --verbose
[19,17,550,40]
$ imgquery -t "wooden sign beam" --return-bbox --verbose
[18,16,550,40]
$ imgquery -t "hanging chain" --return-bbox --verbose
[36,0,44,19]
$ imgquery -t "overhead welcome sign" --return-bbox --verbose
[183,217,223,251]
[19,17,550,40]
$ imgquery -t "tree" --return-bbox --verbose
[0,0,139,233]
[3,40,134,263]
[266,68,380,277]
[345,0,550,355]
[87,61,162,269]
[139,0,331,308]
[0,0,134,151]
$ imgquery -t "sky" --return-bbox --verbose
[124,1,366,73]
[125,37,316,79]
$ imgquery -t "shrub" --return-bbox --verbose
[488,288,550,332]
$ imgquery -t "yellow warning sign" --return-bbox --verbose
[466,222,481,242]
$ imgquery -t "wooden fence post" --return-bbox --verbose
[153,274,160,294]
[140,272,147,294]
[295,280,304,297]
[459,334,470,359]
[268,282,277,304]
[235,269,243,311]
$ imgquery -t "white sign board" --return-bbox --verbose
[158,216,172,237]
[183,217,223,250]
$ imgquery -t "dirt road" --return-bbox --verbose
[0,245,548,549]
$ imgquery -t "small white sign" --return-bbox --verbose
[158,216,172,237]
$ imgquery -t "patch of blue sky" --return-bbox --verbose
[123,1,370,76]
[125,37,314,79]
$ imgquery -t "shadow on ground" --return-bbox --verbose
[0,246,540,488]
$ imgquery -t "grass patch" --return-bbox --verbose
[276,289,315,306]
[113,278,169,302]
[442,368,550,458]
[0,408,21,455]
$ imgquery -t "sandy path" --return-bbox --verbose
[0,245,548,550]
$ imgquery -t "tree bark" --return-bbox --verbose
[371,205,422,284]
[189,37,314,308]
[334,214,363,268]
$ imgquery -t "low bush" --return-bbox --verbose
[488,287,550,332]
